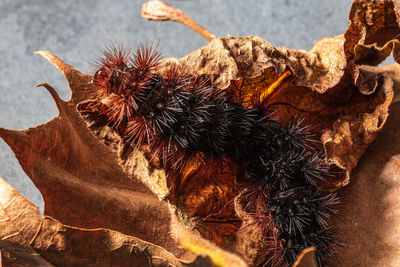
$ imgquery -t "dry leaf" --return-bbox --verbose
[0,241,54,267]
[0,73,185,256]
[0,176,212,266]
[178,31,394,189]
[1,0,400,266]
[345,0,400,67]
[331,101,400,266]
[292,247,317,267]
[78,101,242,253]
[0,52,184,260]
[0,51,246,266]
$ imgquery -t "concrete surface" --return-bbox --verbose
[0,0,353,212]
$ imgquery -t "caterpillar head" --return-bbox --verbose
[93,44,161,126]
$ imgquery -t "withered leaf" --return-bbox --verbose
[0,52,189,258]
[322,0,400,188]
[292,247,317,267]
[0,176,211,266]
[78,95,243,259]
[331,101,400,266]
[1,0,400,266]
[0,241,54,267]
[0,51,247,266]
[178,29,394,189]
[345,0,400,67]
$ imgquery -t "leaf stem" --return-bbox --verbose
[142,0,216,41]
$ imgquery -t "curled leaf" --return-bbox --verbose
[345,0,400,67]
[177,13,397,188]
[1,1,400,266]
[331,102,400,266]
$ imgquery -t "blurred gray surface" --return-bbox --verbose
[0,0,352,212]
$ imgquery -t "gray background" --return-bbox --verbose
[0,0,353,212]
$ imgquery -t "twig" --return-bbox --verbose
[142,0,216,41]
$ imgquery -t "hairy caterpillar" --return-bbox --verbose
[91,44,339,266]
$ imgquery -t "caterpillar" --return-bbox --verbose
[91,44,339,267]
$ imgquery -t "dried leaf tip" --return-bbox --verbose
[292,247,318,267]
[142,0,216,41]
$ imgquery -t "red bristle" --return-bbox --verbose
[167,147,194,171]
[131,43,162,72]
[240,186,269,214]
[147,134,193,171]
[156,139,181,168]
[103,94,132,127]
[247,214,285,267]
[125,115,157,149]
[93,45,131,98]
[161,63,191,91]
[93,44,162,128]
[262,237,286,267]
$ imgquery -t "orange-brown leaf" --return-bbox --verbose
[0,53,189,258]
[2,1,400,266]
[0,177,209,266]
[0,51,248,266]
[331,101,400,266]
[293,247,318,267]
[178,31,394,189]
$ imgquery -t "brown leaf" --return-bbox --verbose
[33,51,94,105]
[0,241,54,267]
[233,192,266,265]
[331,101,400,266]
[178,29,394,189]
[77,100,241,253]
[0,175,53,267]
[0,52,248,266]
[0,176,210,266]
[175,158,241,249]
[380,63,400,99]
[170,211,246,267]
[1,1,399,265]
[292,247,317,267]
[0,52,189,258]
[345,0,400,67]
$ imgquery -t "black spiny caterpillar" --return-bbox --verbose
[91,44,339,267]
